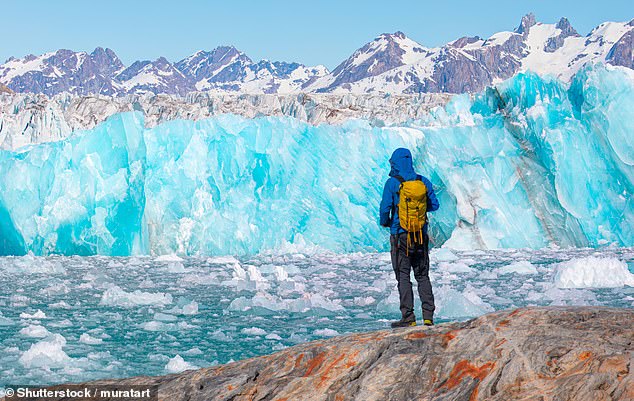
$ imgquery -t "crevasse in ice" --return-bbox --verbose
[0,64,632,256]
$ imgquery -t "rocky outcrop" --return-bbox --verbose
[515,13,537,35]
[607,29,634,69]
[545,17,580,53]
[0,83,11,94]
[22,307,633,401]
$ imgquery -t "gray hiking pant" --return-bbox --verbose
[390,232,435,321]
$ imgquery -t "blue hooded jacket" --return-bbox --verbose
[379,148,439,235]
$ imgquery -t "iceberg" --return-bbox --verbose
[554,256,634,288]
[0,64,632,256]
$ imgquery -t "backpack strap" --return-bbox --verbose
[394,175,405,183]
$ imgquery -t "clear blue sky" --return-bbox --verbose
[2,0,632,69]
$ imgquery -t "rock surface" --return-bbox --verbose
[20,307,634,401]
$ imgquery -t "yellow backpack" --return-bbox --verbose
[396,176,428,248]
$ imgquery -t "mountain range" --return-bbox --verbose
[1,13,632,96]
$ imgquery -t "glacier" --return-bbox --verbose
[0,64,632,256]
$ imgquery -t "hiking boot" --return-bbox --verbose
[391,315,416,328]
[423,319,434,326]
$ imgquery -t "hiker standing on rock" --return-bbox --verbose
[379,148,439,328]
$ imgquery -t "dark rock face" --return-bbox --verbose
[3,48,124,96]
[26,307,634,401]
[515,13,537,35]
[545,17,581,53]
[175,46,253,85]
[607,30,634,69]
[115,57,194,96]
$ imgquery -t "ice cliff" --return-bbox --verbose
[0,92,450,150]
[0,64,632,256]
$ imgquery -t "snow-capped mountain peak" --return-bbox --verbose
[0,14,632,96]
[115,57,192,96]
[309,31,432,92]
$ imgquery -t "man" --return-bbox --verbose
[379,148,439,328]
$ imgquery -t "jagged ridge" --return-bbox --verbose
[0,14,632,96]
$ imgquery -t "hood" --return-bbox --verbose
[389,148,417,181]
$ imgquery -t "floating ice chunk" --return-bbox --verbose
[210,329,231,342]
[180,301,198,315]
[554,257,634,288]
[432,248,459,262]
[222,263,269,290]
[496,261,538,275]
[50,301,71,309]
[207,256,240,264]
[2,254,66,274]
[247,265,265,280]
[20,310,46,319]
[153,312,177,322]
[478,270,498,280]
[531,286,597,306]
[183,347,203,356]
[435,286,494,320]
[376,288,399,313]
[19,325,51,338]
[314,328,339,337]
[241,327,267,336]
[141,321,175,331]
[164,262,186,273]
[19,334,71,368]
[79,333,103,345]
[300,293,344,314]
[273,265,289,281]
[353,296,376,306]
[155,254,183,262]
[231,263,247,280]
[227,297,253,312]
[100,285,172,307]
[165,355,197,373]
[50,319,73,328]
[265,333,282,340]
[0,316,14,326]
[440,262,474,273]
[155,254,186,272]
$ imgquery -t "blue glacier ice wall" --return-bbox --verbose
[0,64,632,255]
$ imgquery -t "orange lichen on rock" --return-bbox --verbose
[304,352,327,377]
[227,384,235,391]
[442,330,458,347]
[294,354,304,368]
[318,353,347,387]
[495,319,511,331]
[507,309,523,318]
[406,331,428,340]
[344,351,360,369]
[578,351,592,361]
[440,360,496,390]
